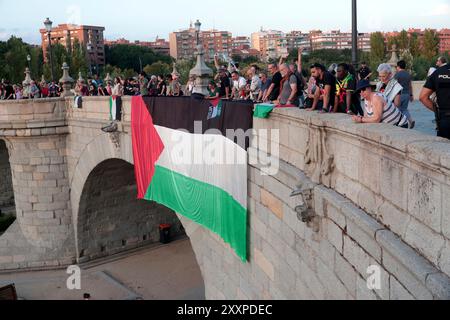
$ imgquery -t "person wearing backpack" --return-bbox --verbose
[286,48,307,107]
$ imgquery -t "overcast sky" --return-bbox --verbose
[0,0,449,44]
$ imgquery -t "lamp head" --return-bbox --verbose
[44,17,53,32]
[194,20,201,33]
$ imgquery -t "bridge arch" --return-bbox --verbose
[70,132,207,265]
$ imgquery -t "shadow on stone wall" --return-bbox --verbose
[77,158,185,263]
[0,140,16,236]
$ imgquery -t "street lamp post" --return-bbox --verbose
[189,20,213,97]
[351,0,358,69]
[27,54,31,76]
[87,43,93,76]
[44,17,55,82]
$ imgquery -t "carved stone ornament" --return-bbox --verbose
[305,127,334,188]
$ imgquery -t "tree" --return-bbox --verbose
[370,32,386,67]
[102,64,123,79]
[413,56,433,80]
[70,39,89,78]
[174,59,195,84]
[397,30,410,51]
[409,33,421,58]
[143,61,171,77]
[43,42,68,81]
[2,36,29,83]
[422,29,440,60]
[105,44,172,72]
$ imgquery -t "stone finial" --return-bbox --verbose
[59,62,74,97]
[78,72,84,83]
[172,63,180,78]
[22,68,32,98]
[388,44,399,73]
[189,20,213,97]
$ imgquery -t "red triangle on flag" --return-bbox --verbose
[131,96,165,199]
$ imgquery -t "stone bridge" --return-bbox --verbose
[0,97,449,300]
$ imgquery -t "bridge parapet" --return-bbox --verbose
[0,98,67,137]
[254,108,450,277]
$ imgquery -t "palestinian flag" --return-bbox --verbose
[110,96,122,121]
[207,98,223,120]
[254,103,296,119]
[131,96,254,261]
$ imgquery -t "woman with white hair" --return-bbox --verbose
[376,63,402,107]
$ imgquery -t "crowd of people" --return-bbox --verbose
[1,51,448,138]
[0,71,185,100]
[0,78,62,100]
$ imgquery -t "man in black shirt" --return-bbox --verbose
[308,63,336,112]
[334,63,362,115]
[420,63,450,139]
[264,63,282,102]
[3,81,14,100]
[358,62,372,81]
[218,68,231,99]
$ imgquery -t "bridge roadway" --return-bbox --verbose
[0,96,449,300]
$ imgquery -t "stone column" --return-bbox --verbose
[6,134,75,266]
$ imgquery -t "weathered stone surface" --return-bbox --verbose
[260,189,284,220]
[2,97,450,301]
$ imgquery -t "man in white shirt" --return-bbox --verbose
[247,66,262,101]
[231,71,247,100]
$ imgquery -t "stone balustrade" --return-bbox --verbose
[0,96,449,299]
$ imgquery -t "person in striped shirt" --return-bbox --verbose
[352,80,408,128]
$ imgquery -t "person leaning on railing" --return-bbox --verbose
[352,80,408,128]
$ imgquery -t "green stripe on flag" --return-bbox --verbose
[254,104,275,119]
[144,165,248,262]
[109,96,113,121]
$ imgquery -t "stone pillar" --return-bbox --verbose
[0,141,14,210]
[59,62,74,98]
[7,134,75,261]
[22,68,32,99]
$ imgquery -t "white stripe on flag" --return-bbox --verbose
[155,125,248,209]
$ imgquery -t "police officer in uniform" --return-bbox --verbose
[420,60,450,139]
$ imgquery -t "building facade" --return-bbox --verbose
[310,30,371,52]
[169,25,233,61]
[439,28,450,53]
[251,29,288,62]
[231,36,251,50]
[105,37,170,56]
[40,24,105,74]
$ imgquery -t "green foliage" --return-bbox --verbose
[0,36,43,84]
[409,33,421,57]
[70,39,89,78]
[175,59,195,84]
[413,56,433,80]
[105,44,172,72]
[370,32,386,68]
[422,29,440,60]
[102,64,123,79]
[143,61,171,77]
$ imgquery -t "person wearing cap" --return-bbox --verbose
[352,80,408,128]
